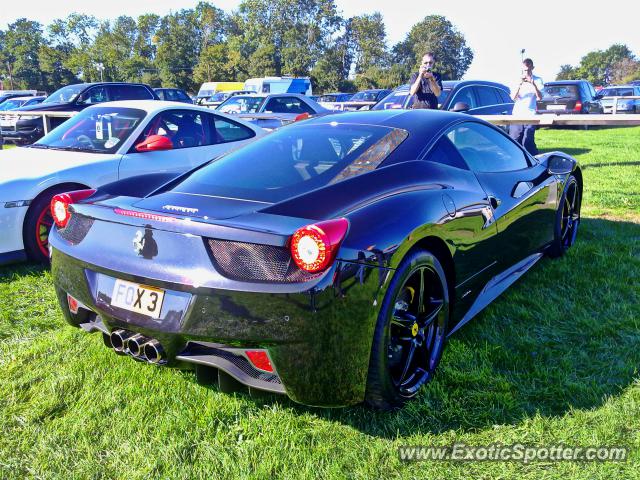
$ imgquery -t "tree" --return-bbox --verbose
[348,13,388,75]
[558,44,637,85]
[610,58,640,84]
[556,64,576,80]
[391,15,473,81]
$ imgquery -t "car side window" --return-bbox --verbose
[135,110,213,150]
[109,85,154,101]
[446,123,530,172]
[475,87,499,106]
[78,86,108,105]
[449,87,477,109]
[424,136,468,170]
[211,115,255,143]
[496,88,512,103]
[264,97,314,114]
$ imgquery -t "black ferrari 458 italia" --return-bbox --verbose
[50,110,582,408]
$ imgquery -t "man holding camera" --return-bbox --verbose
[510,58,544,155]
[409,53,443,109]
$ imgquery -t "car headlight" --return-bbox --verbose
[4,200,31,208]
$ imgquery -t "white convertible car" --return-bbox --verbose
[0,100,265,264]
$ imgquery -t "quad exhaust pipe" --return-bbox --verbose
[108,329,166,364]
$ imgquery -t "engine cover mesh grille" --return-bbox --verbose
[207,238,320,283]
[58,214,94,245]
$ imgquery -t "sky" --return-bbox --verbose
[2,0,639,87]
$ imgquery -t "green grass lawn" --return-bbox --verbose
[1,127,639,479]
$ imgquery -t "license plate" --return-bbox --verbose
[547,105,566,111]
[111,279,165,319]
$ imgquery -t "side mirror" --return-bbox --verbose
[541,153,574,175]
[451,102,470,113]
[135,134,173,152]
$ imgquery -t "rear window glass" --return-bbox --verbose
[217,96,264,114]
[172,123,408,203]
[542,85,579,99]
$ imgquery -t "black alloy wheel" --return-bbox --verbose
[366,249,449,409]
[549,175,581,257]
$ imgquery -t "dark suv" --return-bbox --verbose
[373,80,514,114]
[1,82,158,144]
[537,80,602,114]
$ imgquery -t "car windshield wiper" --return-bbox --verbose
[26,144,50,149]
[50,146,96,152]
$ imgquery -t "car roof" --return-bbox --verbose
[4,96,44,101]
[83,100,219,114]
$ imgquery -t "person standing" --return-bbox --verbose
[510,58,544,155]
[409,53,443,110]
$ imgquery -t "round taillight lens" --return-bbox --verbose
[51,193,73,228]
[50,189,96,229]
[290,218,348,273]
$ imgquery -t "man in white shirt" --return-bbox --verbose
[510,58,544,155]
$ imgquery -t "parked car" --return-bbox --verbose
[332,89,391,111]
[244,76,313,96]
[0,90,44,106]
[216,93,332,130]
[0,96,45,110]
[595,85,640,114]
[536,80,602,114]
[1,82,159,145]
[0,100,265,265]
[373,80,514,115]
[317,92,354,109]
[195,82,245,105]
[153,88,193,104]
[49,109,582,408]
[201,90,254,108]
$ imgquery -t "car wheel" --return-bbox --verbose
[23,188,68,262]
[548,175,581,258]
[365,249,449,410]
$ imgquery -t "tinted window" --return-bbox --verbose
[172,124,408,203]
[372,91,409,110]
[475,86,499,106]
[496,88,512,103]
[136,110,213,149]
[78,86,108,105]
[264,97,314,114]
[43,84,85,104]
[449,87,477,109]
[176,90,191,102]
[542,85,579,99]
[109,85,154,101]
[213,116,255,143]
[447,123,529,172]
[424,136,468,169]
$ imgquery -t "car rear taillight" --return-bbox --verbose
[245,350,274,373]
[573,101,583,112]
[50,189,96,228]
[290,218,349,273]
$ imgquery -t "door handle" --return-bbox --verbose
[487,195,501,209]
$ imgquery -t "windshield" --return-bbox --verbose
[208,92,229,102]
[600,88,634,97]
[372,88,452,110]
[0,99,24,110]
[542,85,579,99]
[172,123,408,203]
[35,107,146,153]
[43,84,85,104]
[197,89,215,98]
[350,91,380,102]
[217,96,265,114]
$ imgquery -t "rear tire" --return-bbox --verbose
[23,188,67,263]
[548,175,581,258]
[365,249,449,410]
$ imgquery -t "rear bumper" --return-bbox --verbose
[50,245,388,407]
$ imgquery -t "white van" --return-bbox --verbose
[243,77,312,96]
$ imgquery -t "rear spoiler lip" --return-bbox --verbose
[70,202,315,247]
